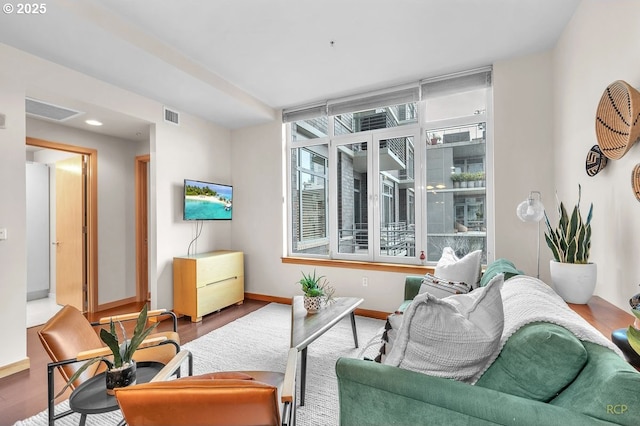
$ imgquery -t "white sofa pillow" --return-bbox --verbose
[435,247,482,289]
[384,274,504,383]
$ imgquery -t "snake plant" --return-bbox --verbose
[544,184,593,263]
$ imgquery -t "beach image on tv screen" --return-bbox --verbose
[184,180,232,220]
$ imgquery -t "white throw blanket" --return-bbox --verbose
[499,275,623,356]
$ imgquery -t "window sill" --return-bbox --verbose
[281,256,434,276]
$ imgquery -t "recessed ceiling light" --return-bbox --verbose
[85,119,103,126]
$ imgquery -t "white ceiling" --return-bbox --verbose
[0,0,581,137]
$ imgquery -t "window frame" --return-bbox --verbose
[284,68,493,266]
[286,131,331,259]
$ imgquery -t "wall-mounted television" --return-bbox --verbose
[183,179,233,220]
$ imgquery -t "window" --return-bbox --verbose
[285,68,492,265]
[290,144,329,255]
[423,70,491,264]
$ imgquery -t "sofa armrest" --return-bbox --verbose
[335,358,609,426]
[404,275,423,301]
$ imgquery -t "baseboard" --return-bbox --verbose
[0,357,30,379]
[244,292,389,320]
[97,296,137,312]
[245,293,292,305]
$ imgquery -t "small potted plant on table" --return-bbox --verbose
[298,270,335,313]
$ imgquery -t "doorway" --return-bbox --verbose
[26,137,98,314]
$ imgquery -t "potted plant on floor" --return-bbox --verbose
[58,305,159,395]
[544,184,596,304]
[298,270,335,313]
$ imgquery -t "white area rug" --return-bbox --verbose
[15,303,384,426]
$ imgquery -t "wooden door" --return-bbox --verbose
[135,155,150,302]
[55,155,86,311]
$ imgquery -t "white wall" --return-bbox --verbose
[0,86,28,370]
[27,118,145,305]
[552,0,640,310]
[492,51,556,284]
[25,162,50,299]
[152,114,233,310]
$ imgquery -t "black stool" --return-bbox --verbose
[611,328,640,368]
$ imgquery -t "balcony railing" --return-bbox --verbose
[338,222,415,256]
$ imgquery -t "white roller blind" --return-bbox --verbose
[328,85,419,116]
[282,104,327,123]
[283,68,490,122]
[421,67,492,99]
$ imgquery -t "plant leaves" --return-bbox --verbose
[544,186,592,263]
[627,326,640,356]
[55,357,104,398]
[124,305,158,362]
[100,327,123,367]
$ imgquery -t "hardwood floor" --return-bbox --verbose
[0,299,268,426]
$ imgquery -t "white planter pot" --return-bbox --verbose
[303,295,323,313]
[549,261,597,304]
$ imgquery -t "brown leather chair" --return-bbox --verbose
[38,304,180,425]
[115,348,297,426]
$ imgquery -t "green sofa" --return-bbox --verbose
[336,276,640,425]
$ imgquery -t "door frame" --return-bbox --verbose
[135,155,149,303]
[26,137,98,314]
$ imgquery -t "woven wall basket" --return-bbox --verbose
[595,80,640,160]
[632,164,640,202]
[585,144,608,177]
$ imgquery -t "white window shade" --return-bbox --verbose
[421,67,492,99]
[283,104,327,123]
[328,86,419,116]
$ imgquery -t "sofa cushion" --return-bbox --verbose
[475,322,587,402]
[384,274,504,383]
[480,258,523,287]
[435,247,482,289]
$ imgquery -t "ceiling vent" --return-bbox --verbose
[25,97,84,122]
[163,106,180,125]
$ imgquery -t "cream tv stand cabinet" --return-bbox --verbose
[173,250,244,322]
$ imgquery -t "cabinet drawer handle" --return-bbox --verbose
[205,276,238,287]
